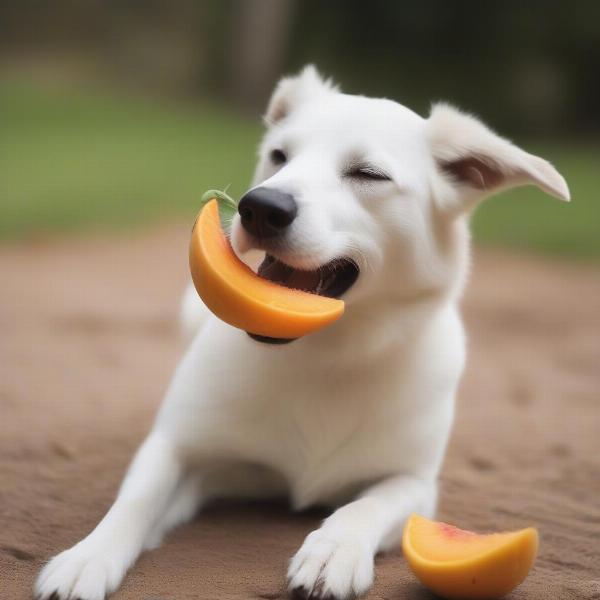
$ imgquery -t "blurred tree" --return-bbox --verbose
[226,0,294,112]
[1,0,598,136]
[284,0,600,136]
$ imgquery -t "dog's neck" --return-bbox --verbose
[292,288,451,369]
[300,219,471,364]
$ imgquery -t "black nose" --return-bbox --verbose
[238,187,297,239]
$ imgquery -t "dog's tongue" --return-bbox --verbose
[258,255,325,294]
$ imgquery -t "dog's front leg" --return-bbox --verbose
[36,432,185,600]
[288,475,437,600]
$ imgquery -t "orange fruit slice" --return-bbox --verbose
[189,199,345,338]
[402,514,538,599]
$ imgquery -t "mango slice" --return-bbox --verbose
[189,199,345,338]
[402,514,538,600]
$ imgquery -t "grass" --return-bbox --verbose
[471,142,600,259]
[0,79,260,237]
[1,79,598,258]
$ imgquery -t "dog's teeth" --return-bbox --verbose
[315,271,326,295]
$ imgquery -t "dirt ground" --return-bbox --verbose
[1,224,599,600]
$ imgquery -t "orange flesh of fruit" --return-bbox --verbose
[403,514,539,600]
[189,200,345,338]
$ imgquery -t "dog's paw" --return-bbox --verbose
[287,529,374,600]
[35,541,129,600]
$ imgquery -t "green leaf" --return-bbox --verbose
[199,188,238,230]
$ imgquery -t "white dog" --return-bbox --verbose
[36,66,569,600]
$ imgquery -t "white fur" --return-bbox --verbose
[36,65,568,600]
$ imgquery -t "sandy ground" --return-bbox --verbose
[1,224,599,600]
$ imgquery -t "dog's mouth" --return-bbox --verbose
[247,254,360,345]
[258,254,359,298]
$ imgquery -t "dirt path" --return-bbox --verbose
[1,224,599,600]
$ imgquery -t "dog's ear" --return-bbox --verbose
[426,103,569,214]
[264,65,337,126]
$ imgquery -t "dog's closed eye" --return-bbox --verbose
[345,164,391,182]
[270,149,287,166]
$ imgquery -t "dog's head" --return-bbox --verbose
[231,66,569,331]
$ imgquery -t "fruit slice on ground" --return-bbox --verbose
[402,514,538,600]
[189,199,345,338]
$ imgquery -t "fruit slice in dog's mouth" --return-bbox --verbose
[251,254,359,343]
[189,200,358,340]
[402,514,539,600]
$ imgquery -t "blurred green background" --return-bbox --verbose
[1,0,599,258]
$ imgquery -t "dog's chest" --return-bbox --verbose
[249,362,416,508]
[174,319,459,508]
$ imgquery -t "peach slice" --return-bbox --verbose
[189,199,345,338]
[402,514,538,600]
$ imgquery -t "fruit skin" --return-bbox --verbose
[402,514,539,600]
[189,199,345,338]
